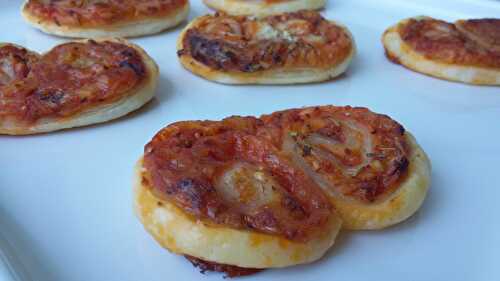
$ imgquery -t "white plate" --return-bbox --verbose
[1,0,499,280]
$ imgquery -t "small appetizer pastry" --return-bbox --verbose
[134,116,343,276]
[203,0,326,17]
[383,16,500,85]
[177,11,355,84]
[21,0,190,38]
[0,39,158,135]
[135,106,431,276]
[260,106,431,230]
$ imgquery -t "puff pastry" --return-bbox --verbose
[383,17,500,85]
[177,11,355,84]
[0,39,158,135]
[22,0,189,38]
[134,105,431,276]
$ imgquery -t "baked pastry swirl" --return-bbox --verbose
[383,16,500,85]
[134,105,431,276]
[22,0,190,38]
[177,11,355,84]
[0,39,158,135]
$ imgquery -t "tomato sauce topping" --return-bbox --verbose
[399,18,500,68]
[0,40,147,123]
[260,106,409,203]
[143,116,333,242]
[178,11,353,72]
[24,0,188,27]
[144,106,411,241]
[455,19,500,53]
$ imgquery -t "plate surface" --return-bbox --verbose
[1,1,499,280]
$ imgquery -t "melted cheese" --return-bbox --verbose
[217,163,282,213]
[255,23,296,42]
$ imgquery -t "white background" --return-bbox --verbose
[1,0,499,280]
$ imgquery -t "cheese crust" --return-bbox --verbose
[0,39,158,135]
[134,158,343,269]
[383,17,500,85]
[21,0,189,38]
[203,0,326,17]
[134,105,431,274]
[177,11,356,84]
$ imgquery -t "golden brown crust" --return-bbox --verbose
[142,116,334,242]
[177,11,355,84]
[397,17,500,69]
[23,0,188,28]
[0,38,158,135]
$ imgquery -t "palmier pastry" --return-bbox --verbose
[203,0,326,17]
[177,11,355,84]
[22,0,190,38]
[0,39,158,135]
[134,106,430,276]
[260,106,431,230]
[383,17,500,85]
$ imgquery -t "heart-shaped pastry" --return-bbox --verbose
[22,0,190,38]
[383,16,500,85]
[134,105,431,276]
[0,39,158,135]
[177,11,356,84]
